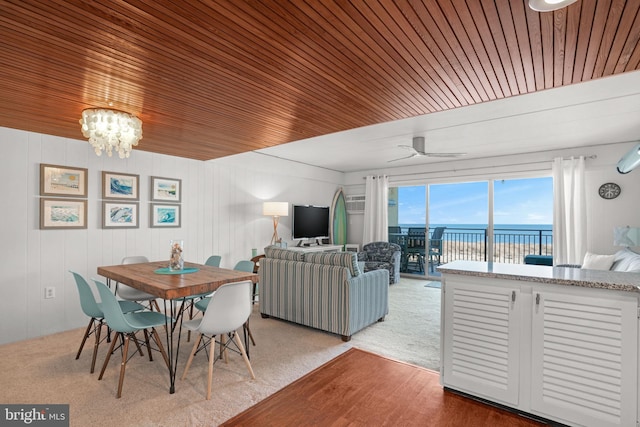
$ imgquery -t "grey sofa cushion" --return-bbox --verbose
[305,252,360,277]
[264,246,305,261]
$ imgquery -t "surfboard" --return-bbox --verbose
[331,188,348,247]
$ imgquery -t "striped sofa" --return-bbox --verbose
[259,247,389,341]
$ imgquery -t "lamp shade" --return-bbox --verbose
[263,202,289,217]
[614,226,640,247]
[528,0,578,12]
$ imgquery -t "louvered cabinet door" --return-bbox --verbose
[530,289,638,427]
[442,280,520,406]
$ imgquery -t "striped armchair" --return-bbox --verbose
[259,247,389,341]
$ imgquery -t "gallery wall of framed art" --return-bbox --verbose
[39,164,182,230]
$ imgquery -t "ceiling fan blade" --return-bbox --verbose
[387,153,419,163]
[390,137,465,161]
[422,152,466,158]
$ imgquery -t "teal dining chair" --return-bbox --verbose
[70,271,144,373]
[204,255,222,267]
[181,280,255,400]
[93,279,172,398]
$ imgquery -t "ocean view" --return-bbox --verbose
[396,223,553,246]
[399,223,552,231]
[392,223,553,264]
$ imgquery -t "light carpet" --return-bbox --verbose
[0,278,440,426]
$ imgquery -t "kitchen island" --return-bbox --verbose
[438,261,640,427]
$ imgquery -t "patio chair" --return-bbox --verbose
[406,228,426,273]
[428,227,446,272]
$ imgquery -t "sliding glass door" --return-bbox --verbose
[390,176,552,278]
[493,177,553,263]
[428,182,488,274]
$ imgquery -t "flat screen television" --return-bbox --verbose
[292,205,330,240]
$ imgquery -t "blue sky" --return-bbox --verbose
[397,177,553,225]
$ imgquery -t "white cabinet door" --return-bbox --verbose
[530,289,638,427]
[442,280,521,406]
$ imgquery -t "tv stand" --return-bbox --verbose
[296,239,322,247]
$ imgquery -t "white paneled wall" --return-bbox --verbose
[0,127,343,345]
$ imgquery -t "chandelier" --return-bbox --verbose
[79,108,143,158]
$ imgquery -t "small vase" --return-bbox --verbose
[169,240,184,271]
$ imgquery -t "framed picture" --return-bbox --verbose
[103,201,139,229]
[151,176,181,202]
[40,164,88,197]
[40,198,87,229]
[102,171,139,200]
[150,203,181,228]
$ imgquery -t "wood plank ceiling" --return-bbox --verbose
[0,0,639,161]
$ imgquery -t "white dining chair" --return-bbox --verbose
[116,256,161,311]
[181,280,255,400]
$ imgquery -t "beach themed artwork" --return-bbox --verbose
[151,176,181,202]
[40,198,87,229]
[103,201,139,228]
[150,203,181,228]
[102,171,139,200]
[40,164,88,197]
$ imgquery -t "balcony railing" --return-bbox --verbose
[390,226,553,274]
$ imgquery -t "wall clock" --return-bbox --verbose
[598,182,621,199]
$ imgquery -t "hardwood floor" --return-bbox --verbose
[221,348,549,426]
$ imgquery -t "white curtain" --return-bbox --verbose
[363,175,389,244]
[552,156,587,265]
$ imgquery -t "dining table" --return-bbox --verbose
[97,260,258,394]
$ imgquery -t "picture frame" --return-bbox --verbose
[150,203,181,228]
[40,198,87,229]
[40,164,88,197]
[102,171,139,200]
[151,176,181,202]
[103,201,139,229]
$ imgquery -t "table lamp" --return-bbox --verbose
[614,226,640,247]
[263,202,289,245]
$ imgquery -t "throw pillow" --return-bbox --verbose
[581,252,616,271]
[611,248,640,272]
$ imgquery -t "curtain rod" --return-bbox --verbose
[362,155,597,179]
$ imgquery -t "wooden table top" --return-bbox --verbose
[97,261,258,300]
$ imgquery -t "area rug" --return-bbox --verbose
[424,281,441,289]
[0,278,441,426]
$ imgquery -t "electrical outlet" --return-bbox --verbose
[44,287,55,299]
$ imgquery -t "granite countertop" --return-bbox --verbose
[437,260,640,292]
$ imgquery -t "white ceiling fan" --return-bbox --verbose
[388,136,466,163]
